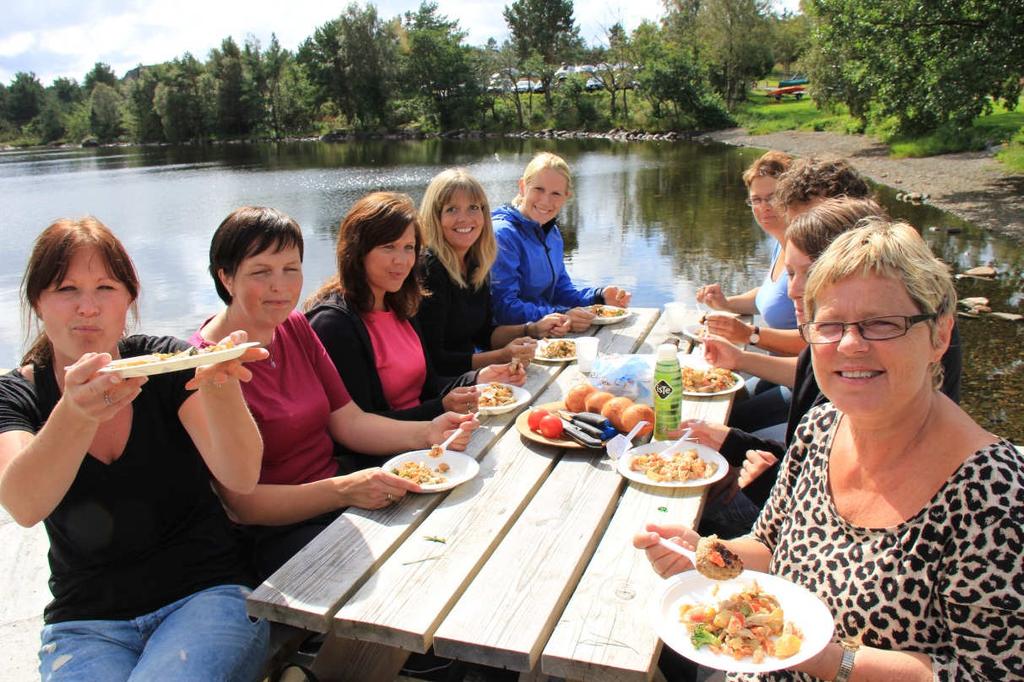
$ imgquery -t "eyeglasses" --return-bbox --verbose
[799,314,937,344]
[745,195,774,208]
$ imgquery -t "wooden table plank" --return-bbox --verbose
[246,347,572,631]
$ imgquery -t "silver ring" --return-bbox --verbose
[386,493,394,504]
[102,391,113,406]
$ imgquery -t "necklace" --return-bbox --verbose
[267,332,277,369]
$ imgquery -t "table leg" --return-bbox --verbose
[310,632,410,682]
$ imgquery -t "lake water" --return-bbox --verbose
[1,138,1021,440]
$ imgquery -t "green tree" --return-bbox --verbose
[806,0,1024,133]
[6,72,46,126]
[209,36,249,135]
[51,77,83,105]
[36,94,66,142]
[696,0,775,107]
[503,0,582,94]
[89,82,123,142]
[83,62,118,94]
[124,66,165,142]
[401,2,477,130]
[153,54,213,142]
[298,3,400,128]
[770,11,810,77]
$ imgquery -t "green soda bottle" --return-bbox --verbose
[653,343,682,441]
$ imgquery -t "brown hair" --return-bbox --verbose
[786,197,888,260]
[741,150,792,188]
[21,217,140,365]
[773,157,871,210]
[306,192,424,318]
[209,206,304,304]
[420,168,496,290]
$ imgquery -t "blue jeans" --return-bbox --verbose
[39,584,269,681]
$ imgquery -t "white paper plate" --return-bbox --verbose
[654,570,835,673]
[681,324,744,350]
[588,305,631,326]
[534,339,577,363]
[475,383,531,415]
[99,341,262,378]
[382,450,480,492]
[674,355,745,397]
[616,441,729,488]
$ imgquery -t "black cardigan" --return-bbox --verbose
[305,292,476,422]
[415,250,498,376]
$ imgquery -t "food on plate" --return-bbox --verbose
[428,444,444,458]
[695,535,744,580]
[106,339,239,369]
[538,414,565,439]
[540,339,576,359]
[621,404,655,436]
[527,408,549,432]
[681,366,738,393]
[629,449,718,483]
[478,382,516,408]
[678,582,802,663]
[565,383,598,412]
[601,396,635,431]
[392,461,448,485]
[584,390,615,414]
[589,304,626,318]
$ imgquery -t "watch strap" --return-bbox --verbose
[833,646,856,682]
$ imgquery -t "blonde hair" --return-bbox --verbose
[804,219,956,388]
[785,197,887,260]
[420,168,496,290]
[513,152,573,209]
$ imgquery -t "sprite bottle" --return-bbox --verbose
[653,343,682,441]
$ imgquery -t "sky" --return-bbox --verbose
[0,0,801,86]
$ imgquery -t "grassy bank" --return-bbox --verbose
[734,88,1024,172]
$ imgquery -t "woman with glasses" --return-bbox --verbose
[695,151,804,356]
[638,219,1023,681]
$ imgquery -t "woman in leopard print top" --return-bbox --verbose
[637,220,1023,680]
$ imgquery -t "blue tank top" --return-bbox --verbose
[754,241,798,330]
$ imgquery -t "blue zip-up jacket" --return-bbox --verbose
[490,205,601,324]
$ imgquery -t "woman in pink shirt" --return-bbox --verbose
[304,192,524,471]
[192,206,477,578]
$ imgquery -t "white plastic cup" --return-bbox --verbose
[574,336,599,373]
[663,302,688,333]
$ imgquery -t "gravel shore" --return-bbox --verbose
[708,129,1024,243]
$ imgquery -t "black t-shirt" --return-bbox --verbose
[416,250,497,376]
[0,335,248,623]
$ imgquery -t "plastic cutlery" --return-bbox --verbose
[605,420,649,460]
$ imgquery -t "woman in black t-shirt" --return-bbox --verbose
[0,218,269,681]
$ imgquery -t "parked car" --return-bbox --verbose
[514,79,544,93]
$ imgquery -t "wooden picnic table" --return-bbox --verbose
[247,307,737,681]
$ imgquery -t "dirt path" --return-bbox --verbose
[708,129,1024,243]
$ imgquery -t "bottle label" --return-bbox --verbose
[654,379,675,400]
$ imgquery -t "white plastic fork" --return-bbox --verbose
[435,426,464,456]
[657,428,695,459]
[657,537,698,566]
[605,420,649,460]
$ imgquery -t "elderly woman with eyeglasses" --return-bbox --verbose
[637,219,1024,681]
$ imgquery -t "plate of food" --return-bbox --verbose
[515,401,598,450]
[534,339,577,363]
[382,449,480,493]
[476,382,531,415]
[654,570,834,673]
[678,360,744,397]
[587,304,631,326]
[616,441,728,488]
[681,323,709,345]
[99,341,262,378]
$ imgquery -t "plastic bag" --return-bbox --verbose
[588,354,654,402]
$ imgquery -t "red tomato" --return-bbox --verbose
[527,409,549,432]
[538,414,564,439]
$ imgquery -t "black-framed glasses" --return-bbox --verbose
[799,314,937,344]
[745,194,774,208]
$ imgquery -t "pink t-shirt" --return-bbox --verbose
[190,310,351,485]
[361,311,427,410]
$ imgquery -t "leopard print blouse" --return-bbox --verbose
[731,404,1024,681]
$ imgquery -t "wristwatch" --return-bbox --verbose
[834,643,857,682]
[748,325,761,346]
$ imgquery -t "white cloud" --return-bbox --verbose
[0,32,36,58]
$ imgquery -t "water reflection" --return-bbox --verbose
[1,139,1020,440]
